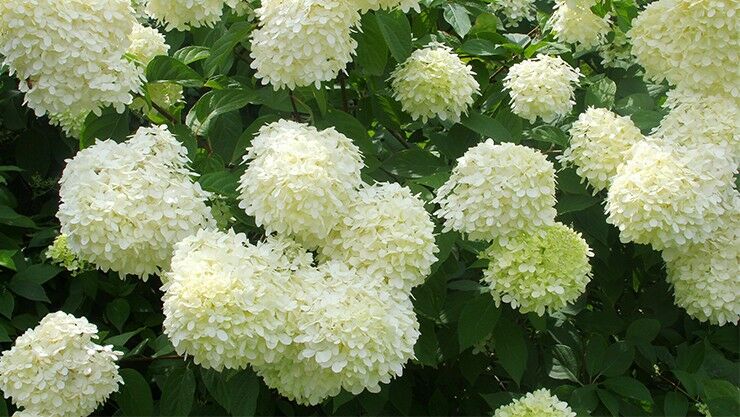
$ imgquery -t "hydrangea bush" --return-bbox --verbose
[0,0,737,416]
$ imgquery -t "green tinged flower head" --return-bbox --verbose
[481,223,593,316]
[494,389,576,417]
[45,234,90,275]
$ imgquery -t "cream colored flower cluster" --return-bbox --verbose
[57,125,215,280]
[250,0,361,90]
[560,107,644,192]
[0,0,141,125]
[629,0,739,97]
[163,229,422,405]
[434,140,557,241]
[494,389,577,417]
[127,23,169,65]
[355,0,420,12]
[390,43,480,123]
[605,141,736,250]
[237,120,364,248]
[503,55,582,122]
[550,0,610,49]
[489,0,537,27]
[481,223,593,316]
[146,0,230,30]
[320,182,438,293]
[662,208,740,326]
[0,312,122,417]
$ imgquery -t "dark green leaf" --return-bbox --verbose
[458,294,500,351]
[116,369,154,416]
[603,376,652,403]
[159,367,196,416]
[557,194,600,214]
[493,319,527,384]
[375,11,412,63]
[664,391,688,417]
[198,170,240,197]
[443,4,472,38]
[382,149,445,178]
[550,344,581,383]
[355,14,388,76]
[146,56,204,87]
[187,88,255,135]
[0,292,14,319]
[203,22,253,76]
[459,39,505,56]
[106,298,130,332]
[172,46,211,64]
[80,108,130,148]
[460,111,511,141]
[626,318,661,344]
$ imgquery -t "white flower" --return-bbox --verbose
[628,0,740,96]
[57,125,215,279]
[48,112,89,139]
[503,55,582,122]
[433,140,557,241]
[354,0,420,13]
[250,0,360,90]
[481,223,593,316]
[0,0,142,118]
[663,205,740,326]
[494,389,577,417]
[490,0,537,26]
[652,88,740,162]
[145,0,228,31]
[560,107,644,192]
[320,182,438,293]
[45,234,90,276]
[550,0,610,49]
[162,230,313,371]
[237,120,363,248]
[127,23,169,65]
[255,261,419,405]
[605,141,736,250]
[390,43,480,123]
[0,312,122,417]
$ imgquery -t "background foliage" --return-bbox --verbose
[0,0,738,416]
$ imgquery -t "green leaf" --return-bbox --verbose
[493,318,527,384]
[586,334,607,378]
[198,170,240,197]
[0,206,36,229]
[105,298,130,332]
[382,149,445,178]
[414,318,441,367]
[375,10,412,63]
[443,4,472,38]
[105,328,145,348]
[355,14,388,76]
[664,391,688,417]
[530,125,569,148]
[557,194,600,215]
[203,22,253,76]
[585,77,617,109]
[597,388,620,417]
[116,369,154,416]
[458,294,501,351]
[146,56,203,87]
[459,39,505,56]
[231,114,281,164]
[603,376,652,403]
[626,318,661,344]
[0,291,14,319]
[316,110,375,157]
[460,111,511,141]
[159,367,196,416]
[8,279,48,302]
[599,342,634,377]
[11,264,61,285]
[172,46,211,64]
[550,344,581,383]
[202,369,260,416]
[80,108,130,148]
[187,88,255,135]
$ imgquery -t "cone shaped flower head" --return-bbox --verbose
[494,389,577,417]
[550,0,610,49]
[146,0,230,30]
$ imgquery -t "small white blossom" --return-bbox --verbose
[550,0,610,49]
[0,312,122,417]
[57,125,215,279]
[237,120,363,248]
[560,107,644,192]
[433,140,557,241]
[490,0,537,26]
[354,0,420,12]
[146,0,229,31]
[250,0,360,89]
[503,55,582,122]
[494,389,577,417]
[320,182,438,293]
[390,43,480,123]
[481,223,593,316]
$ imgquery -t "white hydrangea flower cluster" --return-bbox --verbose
[0,0,141,121]
[145,0,230,30]
[0,312,122,417]
[653,89,740,163]
[560,107,644,192]
[237,120,363,248]
[628,0,739,97]
[550,0,610,49]
[250,0,361,90]
[354,0,421,12]
[605,141,736,250]
[662,208,740,326]
[57,125,215,280]
[390,43,480,123]
[481,223,593,316]
[45,234,91,276]
[503,55,582,122]
[163,229,313,370]
[494,389,577,417]
[433,140,557,241]
[320,182,438,293]
[489,0,537,27]
[127,23,169,65]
